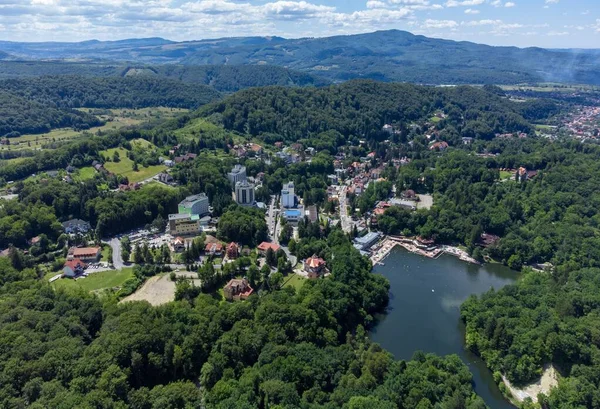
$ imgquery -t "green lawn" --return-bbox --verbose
[52,268,134,292]
[430,116,442,123]
[500,170,513,180]
[76,166,97,181]
[101,245,112,263]
[284,273,306,291]
[101,147,166,183]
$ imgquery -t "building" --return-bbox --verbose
[62,219,91,234]
[429,141,449,151]
[205,242,223,256]
[257,242,281,254]
[226,242,240,260]
[382,124,394,134]
[353,232,382,251]
[223,278,254,301]
[390,198,417,211]
[283,209,303,223]
[158,173,174,184]
[234,181,255,205]
[281,181,296,208]
[306,205,318,224]
[169,213,200,236]
[304,255,327,279]
[174,153,197,163]
[169,237,186,253]
[63,259,87,277]
[228,164,247,186]
[179,194,210,216]
[67,247,101,263]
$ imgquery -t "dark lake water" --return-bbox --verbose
[370,247,519,409]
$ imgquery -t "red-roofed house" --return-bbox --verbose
[257,242,281,254]
[429,141,449,151]
[304,255,327,279]
[205,242,224,256]
[67,247,101,262]
[223,278,254,301]
[226,242,240,260]
[63,259,87,277]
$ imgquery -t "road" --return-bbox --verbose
[266,195,280,242]
[105,237,127,270]
[338,186,353,233]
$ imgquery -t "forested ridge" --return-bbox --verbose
[0,61,328,91]
[0,89,102,137]
[0,75,221,138]
[199,81,554,143]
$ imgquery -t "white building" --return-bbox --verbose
[235,181,255,205]
[281,181,296,208]
[228,164,247,186]
[179,194,210,216]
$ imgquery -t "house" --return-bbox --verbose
[462,137,474,145]
[274,141,284,149]
[223,278,254,301]
[175,153,197,163]
[257,242,281,254]
[205,242,223,256]
[169,237,186,253]
[66,165,75,173]
[164,160,175,167]
[248,143,263,155]
[67,247,101,262]
[62,219,91,234]
[94,163,104,172]
[429,141,449,151]
[382,124,394,134]
[157,172,174,184]
[226,242,240,260]
[306,205,318,224]
[29,236,42,246]
[516,167,528,182]
[63,259,87,278]
[304,255,327,279]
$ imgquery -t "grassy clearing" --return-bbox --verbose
[101,147,166,183]
[500,170,513,180]
[284,273,306,291]
[76,167,97,181]
[100,245,112,263]
[53,268,134,293]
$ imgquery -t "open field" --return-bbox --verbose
[101,147,166,183]
[51,268,134,293]
[120,274,176,306]
[76,166,97,181]
[500,170,513,180]
[1,108,189,153]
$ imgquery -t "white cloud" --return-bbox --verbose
[547,31,568,36]
[545,0,559,3]
[445,0,484,6]
[490,0,501,6]
[464,8,479,14]
[366,0,388,9]
[504,2,515,7]
[423,18,458,28]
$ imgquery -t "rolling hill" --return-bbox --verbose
[1,30,599,85]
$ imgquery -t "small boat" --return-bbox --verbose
[377,262,385,266]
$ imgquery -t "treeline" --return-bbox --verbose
[461,269,600,408]
[0,232,488,408]
[0,75,221,110]
[0,61,328,92]
[0,90,102,137]
[199,80,553,143]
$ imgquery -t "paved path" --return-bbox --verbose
[338,186,352,233]
[104,237,127,270]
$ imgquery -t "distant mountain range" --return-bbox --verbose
[1,30,599,85]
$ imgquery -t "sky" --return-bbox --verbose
[0,0,598,48]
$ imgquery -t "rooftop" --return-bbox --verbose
[180,193,208,207]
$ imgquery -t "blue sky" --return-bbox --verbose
[0,0,598,48]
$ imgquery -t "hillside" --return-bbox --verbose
[1,30,600,85]
[0,61,328,91]
[0,75,221,110]
[197,80,552,146]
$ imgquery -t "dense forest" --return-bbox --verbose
[0,228,489,408]
[0,76,221,138]
[0,61,327,91]
[0,75,221,110]
[0,89,102,137]
[199,81,554,143]
[461,269,600,407]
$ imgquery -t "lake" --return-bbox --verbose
[370,247,519,409]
